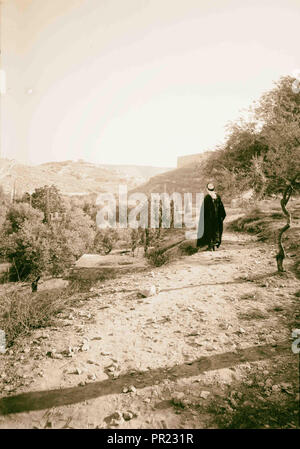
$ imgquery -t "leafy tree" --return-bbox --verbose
[0,202,96,280]
[2,203,44,235]
[253,76,300,270]
[0,212,49,281]
[46,206,96,275]
[94,229,118,255]
[31,185,65,222]
[223,121,268,172]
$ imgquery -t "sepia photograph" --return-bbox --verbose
[0,0,299,434]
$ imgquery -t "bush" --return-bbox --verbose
[0,202,96,280]
[178,240,198,255]
[94,229,118,255]
[0,288,72,346]
[146,248,171,267]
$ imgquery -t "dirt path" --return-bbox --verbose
[0,231,299,429]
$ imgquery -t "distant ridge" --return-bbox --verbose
[0,158,172,197]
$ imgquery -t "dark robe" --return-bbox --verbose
[197,193,226,248]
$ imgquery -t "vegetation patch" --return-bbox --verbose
[238,308,269,320]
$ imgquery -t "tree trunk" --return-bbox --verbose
[276,174,300,272]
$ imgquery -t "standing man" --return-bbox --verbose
[197,183,226,251]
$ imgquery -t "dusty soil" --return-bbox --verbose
[0,229,299,429]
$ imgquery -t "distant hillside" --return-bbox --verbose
[0,159,172,197]
[130,151,213,199]
[99,164,172,180]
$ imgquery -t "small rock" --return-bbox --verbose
[265,378,273,388]
[139,285,157,298]
[128,385,136,393]
[172,392,185,405]
[81,343,90,352]
[281,382,293,394]
[87,373,97,381]
[200,391,211,399]
[111,411,123,421]
[123,411,134,421]
[110,419,120,427]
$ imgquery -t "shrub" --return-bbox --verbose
[146,248,171,267]
[0,288,72,346]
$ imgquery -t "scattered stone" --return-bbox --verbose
[111,411,123,421]
[128,385,136,393]
[123,411,134,421]
[172,392,185,405]
[110,419,120,427]
[200,391,211,399]
[81,342,90,352]
[87,359,99,365]
[139,285,157,298]
[265,378,273,388]
[46,349,62,359]
[281,382,293,394]
[87,373,97,381]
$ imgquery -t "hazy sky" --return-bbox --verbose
[1,0,299,167]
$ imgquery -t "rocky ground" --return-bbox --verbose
[0,230,299,429]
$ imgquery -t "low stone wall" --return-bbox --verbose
[68,253,147,281]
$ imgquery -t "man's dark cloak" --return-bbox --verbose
[197,193,226,248]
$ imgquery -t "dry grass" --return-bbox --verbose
[228,207,281,242]
[238,309,269,320]
[229,198,300,278]
[0,281,94,347]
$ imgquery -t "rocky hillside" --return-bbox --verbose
[0,159,172,197]
[130,151,213,198]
